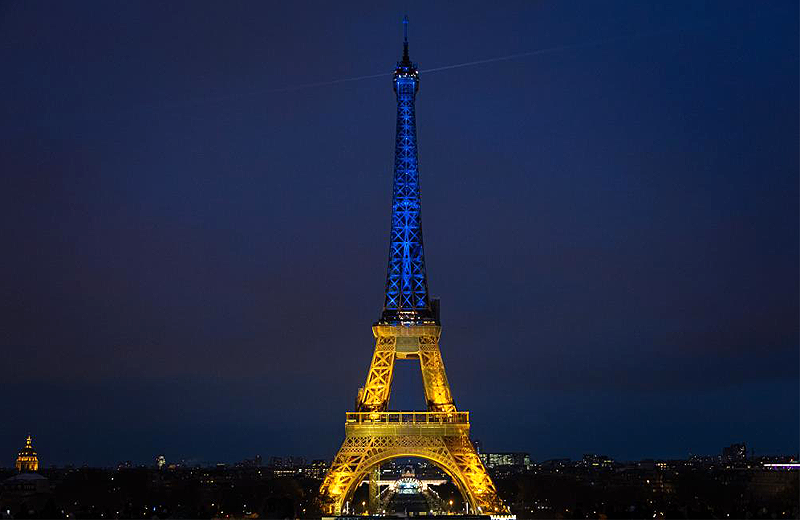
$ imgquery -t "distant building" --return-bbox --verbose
[304,459,329,479]
[236,455,263,468]
[749,467,799,497]
[1,473,51,516]
[638,459,656,470]
[3,473,49,494]
[540,458,571,470]
[480,452,531,469]
[269,455,306,469]
[4,435,49,517]
[156,455,166,469]
[15,435,39,472]
[722,443,747,463]
[579,453,614,468]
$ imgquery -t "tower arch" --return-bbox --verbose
[338,450,475,514]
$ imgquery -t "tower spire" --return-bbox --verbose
[400,15,412,67]
[403,15,409,60]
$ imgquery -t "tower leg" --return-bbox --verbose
[418,334,456,412]
[444,435,506,513]
[358,335,397,411]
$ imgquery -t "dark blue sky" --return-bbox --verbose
[1,1,797,466]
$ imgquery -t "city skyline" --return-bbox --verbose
[7,432,792,470]
[1,0,798,468]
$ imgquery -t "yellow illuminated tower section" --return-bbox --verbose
[319,18,508,516]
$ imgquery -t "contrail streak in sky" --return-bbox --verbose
[89,24,693,118]
[418,28,677,75]
[265,25,684,93]
[261,72,390,93]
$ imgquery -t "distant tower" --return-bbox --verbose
[15,435,39,472]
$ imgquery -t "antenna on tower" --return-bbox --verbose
[401,15,410,63]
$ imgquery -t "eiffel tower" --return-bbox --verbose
[318,18,508,516]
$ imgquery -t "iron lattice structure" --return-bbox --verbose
[319,19,508,516]
[380,19,432,325]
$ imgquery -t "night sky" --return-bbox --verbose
[1,1,797,467]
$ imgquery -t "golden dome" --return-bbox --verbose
[15,435,39,472]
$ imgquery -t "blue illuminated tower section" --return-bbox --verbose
[380,17,435,325]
